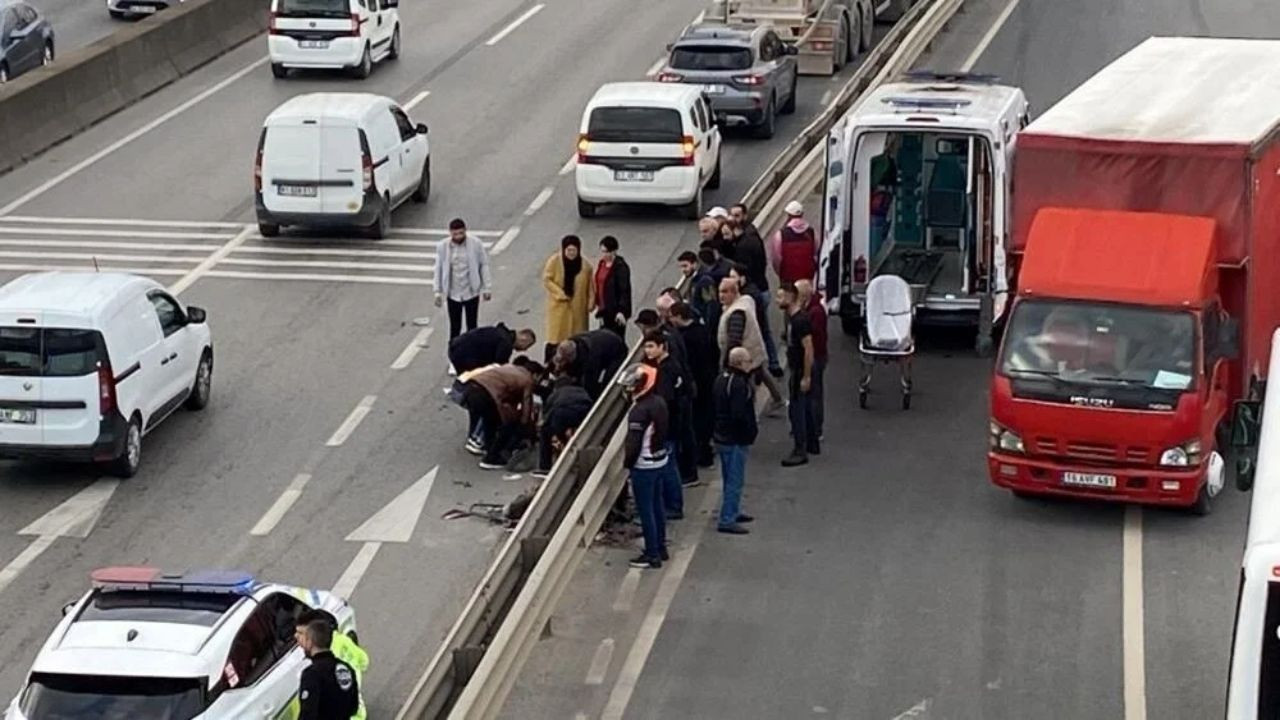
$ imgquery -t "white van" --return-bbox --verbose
[255,93,430,239]
[575,82,722,220]
[0,272,213,478]
[267,0,400,79]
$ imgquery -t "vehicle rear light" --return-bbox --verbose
[253,131,265,193]
[577,133,591,164]
[98,363,117,416]
[681,135,695,166]
[853,254,867,283]
[657,72,683,83]
[268,12,281,35]
[811,40,832,51]
[345,12,361,37]
[733,74,766,86]
[362,153,373,191]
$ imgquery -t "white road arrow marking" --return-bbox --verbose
[332,467,439,599]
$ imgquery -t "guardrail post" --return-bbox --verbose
[451,645,485,690]
[520,537,549,575]
[576,446,603,477]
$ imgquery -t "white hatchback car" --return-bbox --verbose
[4,567,357,720]
[575,82,722,220]
[267,0,400,79]
[0,272,212,478]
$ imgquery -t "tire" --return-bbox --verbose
[860,4,874,50]
[752,97,777,139]
[681,187,703,220]
[351,45,373,79]
[706,155,721,190]
[577,197,597,218]
[0,65,8,84]
[42,42,54,66]
[411,160,430,203]
[780,78,797,115]
[367,195,391,239]
[388,25,401,60]
[1189,484,1213,516]
[847,16,860,61]
[185,350,213,411]
[258,222,280,238]
[271,62,288,79]
[108,416,142,479]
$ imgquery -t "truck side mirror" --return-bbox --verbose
[1219,317,1241,360]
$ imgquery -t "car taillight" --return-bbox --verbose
[733,74,765,86]
[268,11,281,35]
[254,132,265,193]
[681,135,695,166]
[98,363,116,416]
[811,40,832,51]
[345,12,361,37]
[853,255,867,283]
[657,72,683,83]
[577,133,591,164]
[362,154,373,191]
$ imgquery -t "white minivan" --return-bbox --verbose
[255,93,430,239]
[267,0,400,79]
[0,273,213,478]
[575,82,722,220]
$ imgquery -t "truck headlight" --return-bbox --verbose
[1159,439,1202,467]
[989,420,1024,454]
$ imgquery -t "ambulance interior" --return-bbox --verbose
[859,129,996,299]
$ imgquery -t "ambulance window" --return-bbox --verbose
[1259,581,1280,715]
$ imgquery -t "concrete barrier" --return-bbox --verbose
[0,0,268,174]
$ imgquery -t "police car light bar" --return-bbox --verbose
[90,567,258,595]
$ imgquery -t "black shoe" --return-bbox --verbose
[736,514,755,523]
[807,444,821,456]
[697,458,715,469]
[718,523,750,535]
[769,366,784,379]
[781,452,808,467]
[629,554,662,569]
[660,547,670,561]
[666,511,684,520]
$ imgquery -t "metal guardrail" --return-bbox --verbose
[394,1,964,717]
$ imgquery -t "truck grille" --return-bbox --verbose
[1033,436,1151,465]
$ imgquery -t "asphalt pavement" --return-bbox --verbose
[500,1,1280,719]
[0,0,871,714]
[28,0,131,57]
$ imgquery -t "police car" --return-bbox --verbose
[4,567,357,719]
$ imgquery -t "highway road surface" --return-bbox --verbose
[28,0,131,57]
[500,1,1280,719]
[0,0,883,714]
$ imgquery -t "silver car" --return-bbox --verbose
[659,23,799,139]
[0,1,53,83]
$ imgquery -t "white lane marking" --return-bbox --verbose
[346,467,439,543]
[693,9,705,23]
[0,226,229,239]
[585,637,615,685]
[874,0,890,13]
[524,186,555,216]
[0,57,269,216]
[0,238,222,252]
[332,541,381,600]
[646,57,666,77]
[403,90,431,111]
[491,226,521,256]
[960,0,1023,71]
[820,89,833,106]
[222,257,433,272]
[236,245,437,259]
[612,568,642,612]
[19,479,120,539]
[559,154,577,175]
[207,270,432,286]
[0,251,206,264]
[0,262,187,275]
[391,327,433,370]
[168,224,253,295]
[484,4,545,46]
[0,215,243,228]
[0,536,58,595]
[889,698,931,719]
[326,395,377,447]
[1123,506,1147,720]
[600,484,719,720]
[250,474,312,536]
[392,228,503,237]
[249,238,491,249]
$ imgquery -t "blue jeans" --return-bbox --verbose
[753,291,781,372]
[630,466,667,560]
[717,444,747,527]
[662,440,684,516]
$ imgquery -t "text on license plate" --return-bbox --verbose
[0,408,36,424]
[1062,472,1116,488]
[614,170,654,182]
[278,184,318,197]
[299,40,329,49]
[130,5,156,12]
[703,84,725,94]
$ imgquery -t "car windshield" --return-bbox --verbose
[275,0,349,18]
[21,673,205,720]
[1000,300,1197,390]
[79,590,241,626]
[588,107,684,143]
[0,328,105,378]
[669,45,753,71]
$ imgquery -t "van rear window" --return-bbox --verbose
[276,0,348,18]
[588,107,684,143]
[670,46,753,71]
[0,328,105,378]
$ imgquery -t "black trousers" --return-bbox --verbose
[599,314,627,342]
[447,296,480,340]
[462,382,513,464]
[675,397,699,482]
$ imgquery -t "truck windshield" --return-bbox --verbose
[1000,300,1196,390]
[20,673,205,720]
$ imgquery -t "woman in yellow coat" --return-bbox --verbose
[543,235,594,344]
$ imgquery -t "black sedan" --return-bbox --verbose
[0,2,53,83]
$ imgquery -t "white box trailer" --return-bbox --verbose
[819,72,1028,353]
[706,0,906,75]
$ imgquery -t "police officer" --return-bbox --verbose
[298,609,368,720]
[295,618,359,720]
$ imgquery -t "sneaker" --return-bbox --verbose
[412,317,432,327]
[465,441,484,457]
[736,514,755,523]
[717,523,750,535]
[629,554,662,569]
[682,477,702,489]
[478,460,505,470]
[781,451,808,467]
[448,363,458,377]
[531,470,551,480]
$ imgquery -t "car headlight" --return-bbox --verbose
[989,420,1024,454]
[1159,439,1201,467]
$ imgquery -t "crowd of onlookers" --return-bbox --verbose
[432,199,828,570]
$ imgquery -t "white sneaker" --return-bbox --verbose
[413,317,431,327]
[448,363,457,377]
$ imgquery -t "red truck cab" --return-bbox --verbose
[988,37,1280,514]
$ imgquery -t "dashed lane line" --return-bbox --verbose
[250,474,312,536]
[325,395,377,447]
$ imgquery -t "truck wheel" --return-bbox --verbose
[1189,484,1213,516]
[351,45,373,79]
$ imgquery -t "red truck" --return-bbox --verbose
[988,37,1280,514]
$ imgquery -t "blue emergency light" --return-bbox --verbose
[90,566,259,595]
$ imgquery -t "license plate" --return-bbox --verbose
[1062,472,1117,489]
[703,84,725,94]
[299,40,330,49]
[613,170,654,182]
[130,5,156,12]
[0,408,35,424]
[278,184,318,197]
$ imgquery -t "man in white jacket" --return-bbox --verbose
[433,217,494,341]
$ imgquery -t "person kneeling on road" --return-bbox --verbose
[295,617,359,720]
[460,358,545,470]
[535,371,593,479]
[297,609,368,720]
[620,363,670,570]
[714,347,758,535]
[449,325,537,448]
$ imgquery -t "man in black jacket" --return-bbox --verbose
[559,328,629,400]
[619,363,670,570]
[670,301,718,469]
[448,323,537,375]
[295,618,359,720]
[641,330,690,519]
[535,374,594,477]
[594,235,632,340]
[714,347,758,535]
[727,203,781,376]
